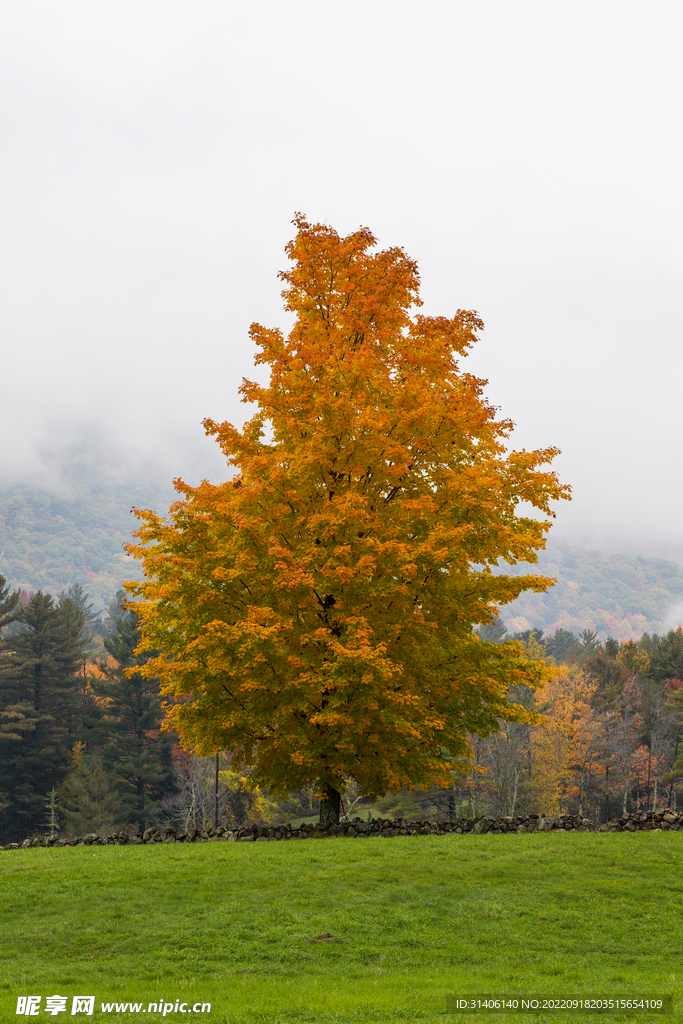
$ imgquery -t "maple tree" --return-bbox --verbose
[528,666,598,816]
[126,215,569,824]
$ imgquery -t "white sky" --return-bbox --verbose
[2,1,682,560]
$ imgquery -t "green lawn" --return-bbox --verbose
[1,833,681,1023]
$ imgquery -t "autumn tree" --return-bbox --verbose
[127,215,569,825]
[529,666,598,816]
[156,752,274,832]
[585,649,629,711]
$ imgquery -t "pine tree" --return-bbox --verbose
[60,583,102,652]
[44,787,60,839]
[0,574,20,631]
[648,628,683,685]
[100,589,126,639]
[584,650,628,711]
[0,592,84,839]
[89,605,175,832]
[58,743,127,835]
[545,628,580,664]
[510,630,547,661]
[476,616,508,643]
[604,637,619,659]
[578,629,601,657]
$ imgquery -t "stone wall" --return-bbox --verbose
[1,809,682,850]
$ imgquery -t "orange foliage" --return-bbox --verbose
[530,667,598,815]
[617,639,650,675]
[126,215,568,802]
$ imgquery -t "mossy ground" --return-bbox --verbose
[1,833,681,1022]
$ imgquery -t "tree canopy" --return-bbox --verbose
[127,215,569,823]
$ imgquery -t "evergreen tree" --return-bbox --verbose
[0,703,53,825]
[578,628,601,656]
[509,629,546,662]
[0,593,84,839]
[0,574,20,631]
[511,628,544,645]
[43,786,60,839]
[100,589,126,639]
[648,628,683,685]
[59,743,127,835]
[545,628,579,664]
[604,636,619,659]
[89,605,175,831]
[585,650,628,711]
[476,615,508,643]
[61,583,102,651]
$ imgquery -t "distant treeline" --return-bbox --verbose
[457,618,683,824]
[0,576,176,843]
[1,571,682,842]
[0,456,176,607]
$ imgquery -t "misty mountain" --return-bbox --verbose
[0,462,175,610]
[500,542,683,641]
[2,464,683,638]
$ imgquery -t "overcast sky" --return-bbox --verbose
[2,1,682,560]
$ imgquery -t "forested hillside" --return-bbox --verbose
[501,542,683,641]
[1,464,683,637]
[0,465,174,608]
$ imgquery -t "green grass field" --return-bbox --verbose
[1,833,682,1023]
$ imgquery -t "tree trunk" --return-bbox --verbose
[319,784,341,826]
[669,733,679,809]
[137,778,146,833]
[214,753,219,830]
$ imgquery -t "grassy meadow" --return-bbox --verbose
[1,833,682,1023]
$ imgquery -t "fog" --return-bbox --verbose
[2,1,682,561]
